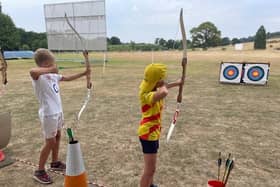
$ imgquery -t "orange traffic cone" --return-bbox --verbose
[64,128,88,187]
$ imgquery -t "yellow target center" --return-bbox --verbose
[252,71,259,77]
[227,70,234,76]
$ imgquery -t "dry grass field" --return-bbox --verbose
[0,49,280,187]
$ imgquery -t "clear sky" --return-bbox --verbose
[1,0,280,43]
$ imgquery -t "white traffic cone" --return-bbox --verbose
[64,129,88,187]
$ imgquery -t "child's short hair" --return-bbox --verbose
[34,48,55,66]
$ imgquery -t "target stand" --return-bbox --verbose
[219,62,270,85]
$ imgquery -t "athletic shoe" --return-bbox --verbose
[33,170,53,184]
[50,161,66,171]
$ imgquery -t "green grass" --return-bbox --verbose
[0,50,280,187]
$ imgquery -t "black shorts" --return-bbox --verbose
[139,138,159,154]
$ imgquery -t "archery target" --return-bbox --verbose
[243,64,269,85]
[219,63,243,83]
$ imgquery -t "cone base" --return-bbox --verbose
[64,172,88,187]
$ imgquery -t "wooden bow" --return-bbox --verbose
[65,13,92,122]
[177,8,187,103]
[166,8,188,142]
[0,48,8,86]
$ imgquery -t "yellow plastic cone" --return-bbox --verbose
[64,141,88,187]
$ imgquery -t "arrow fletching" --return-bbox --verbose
[67,128,74,143]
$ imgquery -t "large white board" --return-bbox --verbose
[44,0,107,51]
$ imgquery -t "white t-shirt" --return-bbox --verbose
[32,73,63,116]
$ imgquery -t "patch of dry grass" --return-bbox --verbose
[0,50,280,187]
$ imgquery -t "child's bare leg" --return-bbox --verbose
[51,130,61,162]
[140,154,157,187]
[38,138,56,170]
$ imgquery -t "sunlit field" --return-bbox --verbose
[0,49,280,187]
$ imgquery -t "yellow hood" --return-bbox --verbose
[140,63,167,92]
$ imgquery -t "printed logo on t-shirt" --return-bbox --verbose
[46,75,52,80]
[53,84,59,93]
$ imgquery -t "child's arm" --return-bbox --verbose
[153,85,169,103]
[152,79,183,103]
[30,65,58,80]
[166,78,184,89]
[61,69,89,81]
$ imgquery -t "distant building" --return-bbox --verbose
[235,43,244,51]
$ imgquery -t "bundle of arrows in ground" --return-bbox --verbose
[217,152,235,187]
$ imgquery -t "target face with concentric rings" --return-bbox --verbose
[223,65,240,80]
[247,66,265,81]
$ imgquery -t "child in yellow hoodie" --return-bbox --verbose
[138,63,183,187]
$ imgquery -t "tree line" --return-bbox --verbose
[0,13,47,50]
[0,11,277,51]
[109,23,269,51]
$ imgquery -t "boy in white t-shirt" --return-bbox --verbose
[30,48,90,184]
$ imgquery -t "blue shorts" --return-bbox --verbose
[139,138,159,154]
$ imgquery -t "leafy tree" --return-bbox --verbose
[190,22,221,48]
[186,39,192,48]
[110,36,121,45]
[154,38,160,45]
[17,29,47,50]
[107,37,111,45]
[0,13,20,50]
[166,39,175,49]
[221,37,231,46]
[173,40,181,49]
[231,38,240,45]
[266,31,280,39]
[158,38,167,47]
[130,41,136,50]
[20,44,30,50]
[239,36,254,43]
[37,38,47,49]
[254,25,266,49]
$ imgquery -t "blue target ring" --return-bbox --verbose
[247,66,265,81]
[223,65,239,80]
